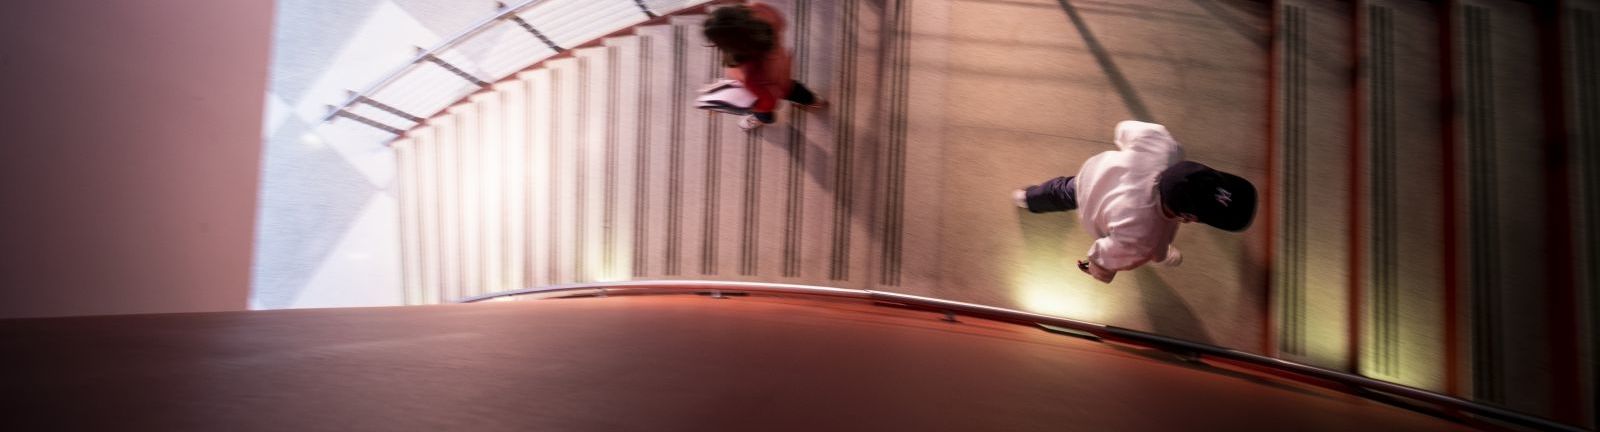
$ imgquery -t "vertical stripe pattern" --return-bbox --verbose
[702,46,722,275]
[783,0,813,278]
[666,26,687,276]
[879,0,911,287]
[1464,4,1504,403]
[1277,5,1308,356]
[548,70,564,284]
[574,59,589,282]
[1366,5,1400,377]
[478,103,493,296]
[604,48,621,279]
[396,142,418,304]
[633,36,654,278]
[830,0,860,282]
[426,127,444,304]
[502,94,516,291]
[531,76,550,286]
[388,5,937,300]
[740,129,762,276]
[456,113,471,298]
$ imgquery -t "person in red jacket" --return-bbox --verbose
[702,2,827,131]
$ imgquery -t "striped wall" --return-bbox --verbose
[877,0,912,288]
[1354,0,1450,392]
[1277,3,1309,357]
[1268,0,1587,419]
[384,0,1596,426]
[1273,0,1353,369]
[1455,0,1553,412]
[391,1,890,303]
[1366,3,1401,379]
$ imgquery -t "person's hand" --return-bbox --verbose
[1157,245,1182,267]
[1077,259,1115,283]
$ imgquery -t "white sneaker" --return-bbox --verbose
[738,115,764,131]
[1012,189,1029,209]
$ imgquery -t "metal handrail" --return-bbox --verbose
[459,280,1579,432]
[321,0,716,129]
[320,0,551,123]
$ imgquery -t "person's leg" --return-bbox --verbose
[746,82,824,130]
[784,81,816,104]
[784,81,826,109]
[1021,176,1077,213]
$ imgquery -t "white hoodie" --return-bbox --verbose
[1075,121,1185,274]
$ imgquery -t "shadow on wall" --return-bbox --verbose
[1133,267,1215,344]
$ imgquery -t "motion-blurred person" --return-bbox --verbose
[1014,121,1257,283]
[702,2,826,131]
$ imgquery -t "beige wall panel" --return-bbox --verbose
[394,140,422,305]
[473,93,507,295]
[574,48,611,283]
[552,59,583,285]
[452,104,484,298]
[1273,0,1353,369]
[414,127,443,304]
[604,35,643,281]
[635,25,678,280]
[495,81,529,291]
[436,114,463,301]
[669,17,714,281]
[523,70,556,288]
[1455,0,1552,414]
[1360,0,1448,391]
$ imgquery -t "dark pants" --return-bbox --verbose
[754,81,817,123]
[786,81,817,105]
[1024,176,1077,213]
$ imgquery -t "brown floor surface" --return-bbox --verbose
[1,296,1465,431]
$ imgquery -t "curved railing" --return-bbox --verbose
[461,280,1577,432]
[321,0,715,135]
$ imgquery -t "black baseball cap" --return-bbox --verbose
[1156,161,1258,232]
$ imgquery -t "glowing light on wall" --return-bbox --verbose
[590,272,632,283]
[1015,277,1104,323]
[1010,217,1104,322]
[475,93,505,295]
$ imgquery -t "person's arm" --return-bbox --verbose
[1080,235,1157,283]
[1078,259,1116,283]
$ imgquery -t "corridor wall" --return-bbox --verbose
[0,1,273,318]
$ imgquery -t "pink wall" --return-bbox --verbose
[0,1,274,318]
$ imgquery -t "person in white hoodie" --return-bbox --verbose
[1013,120,1258,283]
